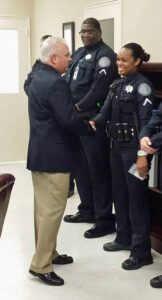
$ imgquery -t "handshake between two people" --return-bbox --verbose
[75,104,96,131]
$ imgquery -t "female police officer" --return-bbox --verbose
[91,43,154,270]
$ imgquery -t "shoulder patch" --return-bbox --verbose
[138,83,152,96]
[98,56,111,68]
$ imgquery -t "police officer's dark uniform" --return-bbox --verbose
[24,35,52,96]
[64,33,118,237]
[139,104,162,288]
[139,103,162,149]
[94,71,154,264]
[24,59,42,95]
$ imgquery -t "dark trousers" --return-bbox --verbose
[69,173,75,191]
[74,130,115,227]
[111,141,151,259]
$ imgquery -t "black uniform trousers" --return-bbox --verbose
[111,140,151,259]
[74,129,115,228]
[69,173,75,191]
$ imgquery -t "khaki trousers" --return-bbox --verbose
[30,172,69,274]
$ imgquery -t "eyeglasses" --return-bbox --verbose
[79,29,97,35]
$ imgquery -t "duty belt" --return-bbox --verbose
[106,122,137,142]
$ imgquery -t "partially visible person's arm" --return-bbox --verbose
[135,80,154,177]
[24,60,42,95]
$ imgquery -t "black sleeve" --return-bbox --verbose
[139,109,162,149]
[24,60,41,95]
[49,78,94,136]
[93,90,113,127]
[139,109,162,139]
[150,132,162,149]
[77,54,117,111]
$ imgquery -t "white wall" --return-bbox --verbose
[122,0,162,61]
[0,0,33,15]
[33,0,84,61]
[0,0,34,163]
[0,0,34,60]
[33,0,162,62]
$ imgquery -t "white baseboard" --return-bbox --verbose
[0,161,26,165]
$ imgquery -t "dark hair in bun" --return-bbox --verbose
[123,42,150,66]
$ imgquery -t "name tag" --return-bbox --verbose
[73,65,79,80]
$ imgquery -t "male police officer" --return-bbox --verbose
[64,18,118,238]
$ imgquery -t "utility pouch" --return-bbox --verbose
[106,122,135,142]
[122,123,131,142]
[116,123,124,141]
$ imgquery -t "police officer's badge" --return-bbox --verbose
[98,56,111,68]
[125,85,133,93]
[85,54,92,60]
[138,83,151,96]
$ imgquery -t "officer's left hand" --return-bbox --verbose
[136,156,148,177]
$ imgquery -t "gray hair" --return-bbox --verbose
[40,37,65,63]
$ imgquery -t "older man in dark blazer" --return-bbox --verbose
[27,37,94,286]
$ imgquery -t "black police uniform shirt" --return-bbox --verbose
[24,59,42,95]
[65,40,118,117]
[94,71,154,147]
[139,102,162,149]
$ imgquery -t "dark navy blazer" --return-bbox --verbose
[27,63,92,172]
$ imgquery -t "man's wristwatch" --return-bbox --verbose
[137,150,147,156]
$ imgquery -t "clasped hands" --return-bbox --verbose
[75,104,96,131]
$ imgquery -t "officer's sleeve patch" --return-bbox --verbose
[143,98,152,106]
[99,69,107,75]
[98,56,111,68]
[137,83,152,96]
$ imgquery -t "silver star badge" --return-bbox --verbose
[85,54,92,60]
[125,85,133,93]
